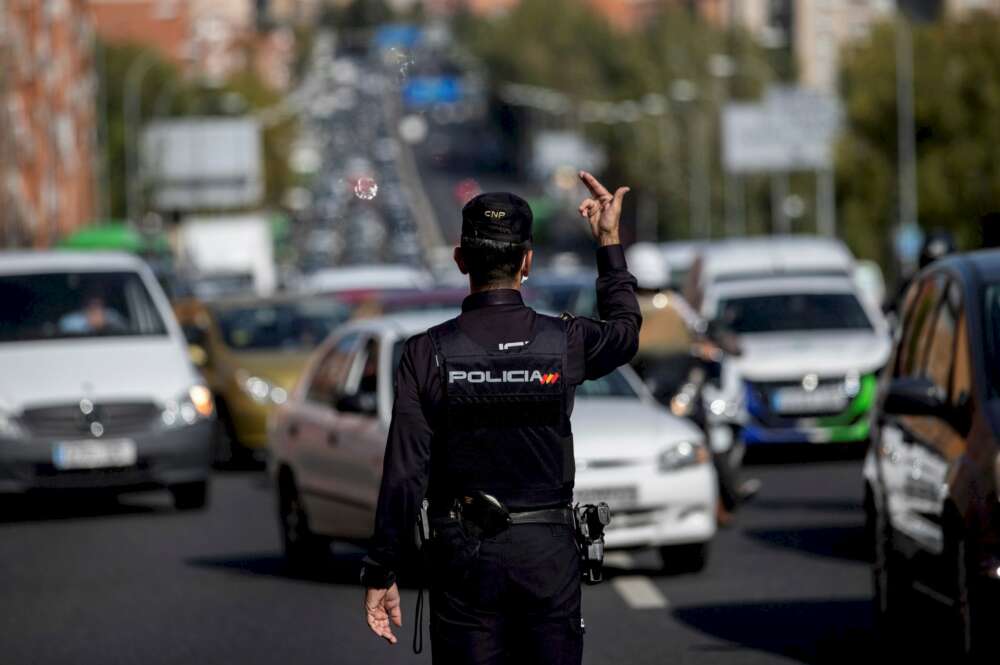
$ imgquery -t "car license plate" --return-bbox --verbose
[52,439,137,470]
[574,486,638,510]
[772,385,846,414]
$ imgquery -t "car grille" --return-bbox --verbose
[20,402,161,439]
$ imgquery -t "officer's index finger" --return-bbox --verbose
[579,171,611,200]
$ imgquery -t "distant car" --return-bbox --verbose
[174,293,352,464]
[301,264,433,294]
[269,310,717,571]
[0,252,214,509]
[865,251,1000,659]
[693,237,892,446]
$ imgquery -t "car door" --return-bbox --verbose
[322,333,387,539]
[900,278,973,594]
[895,277,969,573]
[880,275,944,551]
[293,332,361,537]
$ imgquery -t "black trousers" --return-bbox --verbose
[429,521,583,665]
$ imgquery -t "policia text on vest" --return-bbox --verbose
[362,175,641,665]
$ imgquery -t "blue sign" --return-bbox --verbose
[402,76,462,109]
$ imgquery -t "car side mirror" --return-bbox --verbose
[182,325,207,346]
[883,377,947,417]
[335,392,378,416]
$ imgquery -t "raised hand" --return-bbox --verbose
[364,583,402,645]
[578,171,630,246]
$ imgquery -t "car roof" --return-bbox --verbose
[708,274,859,299]
[697,236,853,283]
[203,291,347,310]
[304,264,433,292]
[938,249,1000,285]
[339,308,460,338]
[0,251,147,276]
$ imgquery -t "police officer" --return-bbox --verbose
[362,172,641,664]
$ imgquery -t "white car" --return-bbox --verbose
[269,310,717,571]
[0,252,214,508]
[702,271,892,446]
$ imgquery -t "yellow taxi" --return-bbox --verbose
[174,294,351,464]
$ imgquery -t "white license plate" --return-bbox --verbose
[574,486,638,510]
[53,439,137,470]
[772,386,846,414]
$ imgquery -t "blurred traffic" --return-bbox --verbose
[3,1,1000,663]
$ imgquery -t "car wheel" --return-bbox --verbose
[278,472,329,571]
[660,542,709,574]
[170,480,209,511]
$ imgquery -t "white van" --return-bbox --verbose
[0,252,214,508]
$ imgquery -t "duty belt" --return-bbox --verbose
[509,507,576,527]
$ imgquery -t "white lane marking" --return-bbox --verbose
[612,575,669,610]
[603,551,636,570]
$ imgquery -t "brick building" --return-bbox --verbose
[0,0,99,247]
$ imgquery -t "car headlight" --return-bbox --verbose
[235,370,288,406]
[658,440,709,472]
[0,408,24,438]
[162,385,215,428]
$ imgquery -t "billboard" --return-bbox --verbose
[723,87,842,174]
[143,118,263,211]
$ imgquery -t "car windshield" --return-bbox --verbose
[213,299,351,351]
[576,369,638,399]
[716,292,872,334]
[0,271,167,343]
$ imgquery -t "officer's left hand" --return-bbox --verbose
[364,583,402,644]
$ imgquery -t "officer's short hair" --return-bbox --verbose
[461,237,529,286]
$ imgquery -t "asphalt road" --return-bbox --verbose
[0,452,875,665]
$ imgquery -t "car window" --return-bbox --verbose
[921,280,957,392]
[981,284,1000,398]
[952,308,972,408]
[896,275,944,378]
[0,271,167,342]
[355,337,380,396]
[307,332,360,405]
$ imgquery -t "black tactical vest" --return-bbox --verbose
[427,314,574,510]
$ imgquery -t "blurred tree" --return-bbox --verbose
[455,1,775,241]
[98,42,298,219]
[838,13,1000,264]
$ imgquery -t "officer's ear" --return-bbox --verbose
[453,246,470,275]
[521,249,533,279]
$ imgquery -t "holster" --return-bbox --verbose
[574,502,612,585]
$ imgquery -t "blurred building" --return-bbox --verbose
[705,0,998,92]
[0,0,99,247]
[90,0,295,89]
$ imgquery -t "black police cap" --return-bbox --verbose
[461,192,533,246]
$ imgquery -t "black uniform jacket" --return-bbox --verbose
[366,244,641,576]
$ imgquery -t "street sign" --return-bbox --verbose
[723,86,842,174]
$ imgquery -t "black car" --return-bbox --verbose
[865,250,1000,659]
